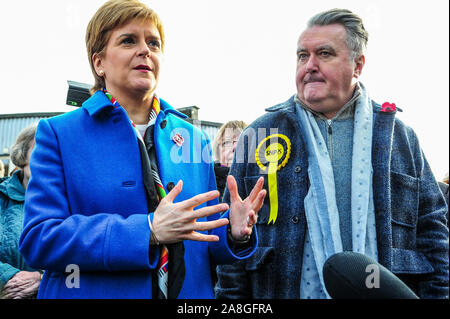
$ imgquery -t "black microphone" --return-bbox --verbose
[322,251,419,299]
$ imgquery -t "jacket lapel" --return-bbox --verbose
[268,97,309,244]
[371,104,397,270]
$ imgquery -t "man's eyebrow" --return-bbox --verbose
[296,46,307,54]
[297,44,337,54]
[316,45,336,54]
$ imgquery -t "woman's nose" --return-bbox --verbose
[137,40,151,57]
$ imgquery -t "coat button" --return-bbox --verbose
[167,182,175,191]
[292,215,299,224]
[160,120,167,129]
[294,166,302,173]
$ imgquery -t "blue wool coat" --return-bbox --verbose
[215,95,449,299]
[19,91,257,299]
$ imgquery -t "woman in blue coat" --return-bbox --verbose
[19,0,265,299]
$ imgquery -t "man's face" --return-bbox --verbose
[295,24,364,118]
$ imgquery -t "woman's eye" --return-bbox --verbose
[121,37,135,45]
[148,39,161,49]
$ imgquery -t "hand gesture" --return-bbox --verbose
[151,180,229,244]
[227,175,266,241]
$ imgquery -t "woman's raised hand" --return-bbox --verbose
[151,180,229,244]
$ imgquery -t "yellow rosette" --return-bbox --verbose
[255,134,291,224]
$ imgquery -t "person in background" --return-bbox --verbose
[215,8,448,299]
[213,121,248,201]
[19,0,265,299]
[1,124,41,299]
[0,161,5,178]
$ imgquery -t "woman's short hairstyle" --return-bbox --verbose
[10,123,37,169]
[86,0,165,94]
[307,8,368,61]
[213,120,248,160]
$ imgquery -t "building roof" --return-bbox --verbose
[1,80,223,166]
[0,112,63,156]
[0,112,222,158]
[0,112,64,120]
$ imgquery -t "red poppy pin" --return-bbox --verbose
[381,102,396,112]
[172,133,184,147]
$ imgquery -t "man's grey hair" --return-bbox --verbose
[307,8,368,60]
[10,123,37,168]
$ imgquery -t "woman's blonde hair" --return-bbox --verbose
[86,0,165,94]
[213,120,248,160]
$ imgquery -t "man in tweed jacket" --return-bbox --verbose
[215,9,448,299]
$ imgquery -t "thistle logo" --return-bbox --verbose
[265,144,284,161]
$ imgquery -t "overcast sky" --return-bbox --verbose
[0,0,448,179]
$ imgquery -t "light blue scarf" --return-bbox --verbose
[296,83,378,298]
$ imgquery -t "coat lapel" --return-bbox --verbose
[371,104,397,270]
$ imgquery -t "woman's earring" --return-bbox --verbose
[99,70,104,76]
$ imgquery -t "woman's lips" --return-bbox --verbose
[134,65,151,72]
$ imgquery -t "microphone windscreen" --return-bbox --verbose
[323,251,419,299]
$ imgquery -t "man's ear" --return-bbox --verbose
[353,54,365,78]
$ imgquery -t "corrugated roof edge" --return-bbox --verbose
[0,112,64,120]
[184,118,222,127]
